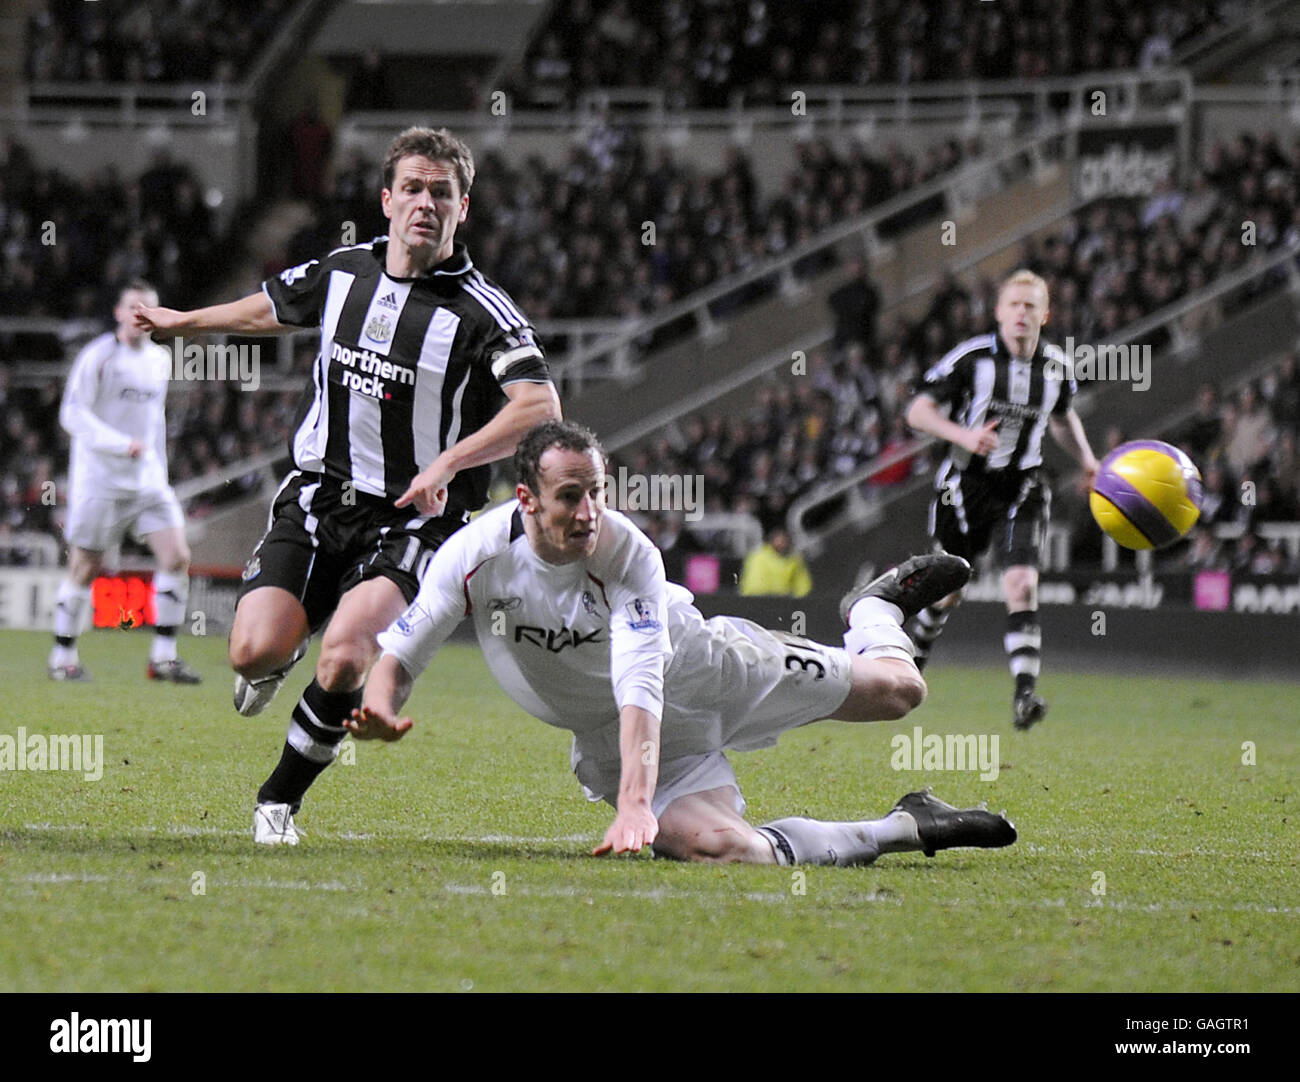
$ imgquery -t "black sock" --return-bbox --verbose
[911,604,951,669]
[1005,610,1041,696]
[257,680,360,812]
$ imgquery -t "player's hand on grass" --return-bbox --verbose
[959,419,1000,456]
[345,705,414,742]
[396,461,455,517]
[132,304,185,338]
[593,803,658,856]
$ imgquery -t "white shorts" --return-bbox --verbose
[64,486,185,551]
[572,615,854,818]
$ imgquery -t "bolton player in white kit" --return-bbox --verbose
[346,421,1017,866]
[49,281,200,683]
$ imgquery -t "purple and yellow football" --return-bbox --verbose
[1089,440,1203,550]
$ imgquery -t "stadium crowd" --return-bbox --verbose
[24,0,294,83]
[512,0,1231,109]
[0,138,220,322]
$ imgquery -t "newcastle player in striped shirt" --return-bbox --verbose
[904,270,1099,730]
[134,127,561,843]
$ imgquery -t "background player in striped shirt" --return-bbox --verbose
[133,128,561,843]
[348,420,1016,865]
[50,281,201,685]
[904,270,1099,730]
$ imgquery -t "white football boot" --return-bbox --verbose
[233,642,307,717]
[253,802,300,846]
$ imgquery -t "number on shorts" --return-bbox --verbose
[784,650,826,680]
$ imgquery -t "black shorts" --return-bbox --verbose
[928,469,1050,570]
[237,471,471,633]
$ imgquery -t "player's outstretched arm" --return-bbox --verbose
[396,380,561,515]
[593,705,661,856]
[346,653,416,741]
[1049,410,1100,487]
[133,291,291,338]
[906,394,999,455]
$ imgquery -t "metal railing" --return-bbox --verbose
[1173,0,1295,71]
[367,68,1190,131]
[172,447,290,504]
[0,532,61,567]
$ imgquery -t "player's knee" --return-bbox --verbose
[314,643,369,693]
[162,552,190,575]
[228,626,290,677]
[228,633,269,677]
[661,824,765,864]
[1002,569,1037,606]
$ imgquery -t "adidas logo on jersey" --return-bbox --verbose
[378,291,399,310]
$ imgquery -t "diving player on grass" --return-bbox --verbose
[347,420,1017,866]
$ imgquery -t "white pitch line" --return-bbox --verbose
[4,870,1297,913]
[14,872,113,884]
[16,823,598,845]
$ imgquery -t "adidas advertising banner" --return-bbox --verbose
[1074,125,1180,201]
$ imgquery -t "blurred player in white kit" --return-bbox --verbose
[49,281,201,684]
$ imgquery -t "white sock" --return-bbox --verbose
[53,580,91,639]
[758,811,922,867]
[152,570,189,628]
[51,581,91,665]
[849,595,904,627]
[150,632,178,664]
[842,598,916,661]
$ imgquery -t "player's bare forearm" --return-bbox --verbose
[593,705,661,855]
[616,704,661,809]
[134,292,290,337]
[442,381,562,475]
[347,653,416,741]
[363,653,414,715]
[1050,411,1099,480]
[907,394,998,454]
[396,381,561,512]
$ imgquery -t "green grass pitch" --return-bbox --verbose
[1,628,1296,992]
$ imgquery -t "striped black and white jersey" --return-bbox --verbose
[917,331,1076,485]
[263,238,551,511]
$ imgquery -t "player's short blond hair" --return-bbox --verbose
[999,269,1050,307]
[383,127,476,196]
